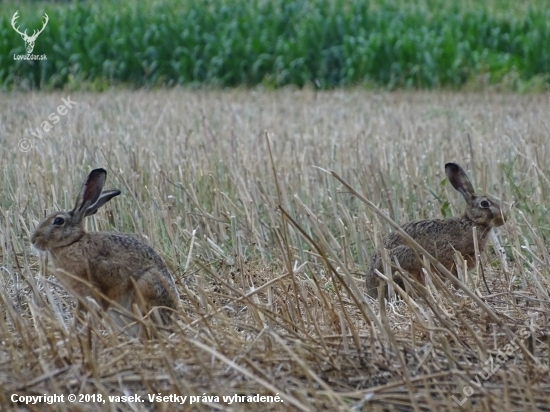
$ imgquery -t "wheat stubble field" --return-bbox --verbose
[0,90,549,411]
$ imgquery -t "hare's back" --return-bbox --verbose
[384,217,467,251]
[86,232,171,277]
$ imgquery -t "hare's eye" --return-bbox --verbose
[480,200,490,208]
[53,217,65,225]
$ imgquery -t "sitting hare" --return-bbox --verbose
[31,168,179,328]
[366,162,506,298]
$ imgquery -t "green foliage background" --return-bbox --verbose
[0,0,549,90]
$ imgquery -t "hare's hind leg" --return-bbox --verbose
[378,245,427,296]
[134,270,178,328]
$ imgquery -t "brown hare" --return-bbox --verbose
[366,162,506,298]
[31,168,179,329]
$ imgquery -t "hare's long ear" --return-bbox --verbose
[71,168,107,221]
[84,189,121,217]
[445,163,475,205]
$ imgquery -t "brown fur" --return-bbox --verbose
[366,163,506,298]
[31,168,179,327]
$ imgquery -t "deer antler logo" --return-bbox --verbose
[11,11,49,54]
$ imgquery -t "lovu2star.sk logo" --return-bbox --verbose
[11,10,49,60]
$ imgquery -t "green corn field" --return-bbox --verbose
[0,0,549,90]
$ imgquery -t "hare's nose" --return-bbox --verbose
[495,213,506,226]
[30,232,40,245]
